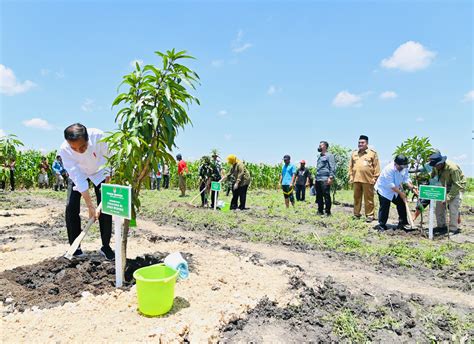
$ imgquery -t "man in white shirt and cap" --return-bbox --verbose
[59,123,114,260]
[374,154,418,231]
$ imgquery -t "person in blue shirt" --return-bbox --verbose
[374,154,418,231]
[52,155,67,191]
[279,155,296,208]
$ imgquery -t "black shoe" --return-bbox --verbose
[326,212,332,217]
[373,224,386,232]
[365,216,374,223]
[73,248,86,258]
[99,246,115,260]
[397,223,411,231]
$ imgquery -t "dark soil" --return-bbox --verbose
[0,252,190,313]
[220,276,473,343]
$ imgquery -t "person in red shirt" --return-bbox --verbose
[176,154,188,197]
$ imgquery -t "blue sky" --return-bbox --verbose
[1,1,473,175]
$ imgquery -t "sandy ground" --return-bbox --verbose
[1,195,473,343]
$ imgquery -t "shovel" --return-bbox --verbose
[403,198,415,229]
[64,203,102,260]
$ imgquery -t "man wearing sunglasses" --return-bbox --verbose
[374,154,418,231]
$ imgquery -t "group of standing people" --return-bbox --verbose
[278,134,466,234]
[149,163,170,191]
[279,140,336,216]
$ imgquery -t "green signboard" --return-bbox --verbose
[101,184,132,219]
[211,181,221,192]
[419,185,446,202]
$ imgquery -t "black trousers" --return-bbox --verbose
[199,181,208,206]
[163,175,170,189]
[377,191,408,228]
[1,170,14,191]
[66,179,112,247]
[295,184,306,201]
[231,185,248,210]
[210,190,219,208]
[316,180,332,214]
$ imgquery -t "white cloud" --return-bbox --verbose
[55,70,65,79]
[0,129,6,137]
[40,68,50,76]
[81,98,95,112]
[130,59,144,68]
[224,134,232,141]
[462,90,474,102]
[452,154,467,162]
[231,30,253,53]
[332,91,363,107]
[416,117,425,122]
[211,60,224,68]
[267,85,282,95]
[0,64,36,96]
[217,110,228,117]
[379,91,398,100]
[381,41,436,72]
[22,118,53,130]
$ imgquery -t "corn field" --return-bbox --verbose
[2,149,353,192]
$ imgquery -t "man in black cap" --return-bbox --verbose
[374,155,418,231]
[429,150,465,233]
[349,135,380,222]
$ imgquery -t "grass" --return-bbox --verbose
[6,187,474,272]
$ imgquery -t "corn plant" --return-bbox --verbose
[0,135,24,187]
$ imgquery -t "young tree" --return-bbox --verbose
[328,144,351,203]
[394,136,434,185]
[103,49,200,278]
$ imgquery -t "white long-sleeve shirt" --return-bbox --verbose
[59,128,110,193]
[375,162,411,201]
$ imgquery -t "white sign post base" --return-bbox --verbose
[114,216,124,288]
[428,200,435,240]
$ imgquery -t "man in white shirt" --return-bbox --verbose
[59,123,114,260]
[374,154,418,231]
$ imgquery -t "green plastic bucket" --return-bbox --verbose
[133,263,179,316]
[221,202,231,212]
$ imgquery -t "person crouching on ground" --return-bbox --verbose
[226,154,251,210]
[59,123,114,260]
[374,154,418,231]
[279,155,296,208]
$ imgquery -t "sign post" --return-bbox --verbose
[419,185,446,240]
[211,182,221,210]
[101,184,132,287]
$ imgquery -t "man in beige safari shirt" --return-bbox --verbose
[349,135,380,222]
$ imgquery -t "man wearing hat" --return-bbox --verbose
[349,135,380,222]
[279,155,296,208]
[374,155,418,231]
[295,160,311,201]
[226,154,251,210]
[316,141,336,216]
[429,150,466,233]
[210,151,223,208]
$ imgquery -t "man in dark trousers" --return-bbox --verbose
[315,141,336,216]
[59,123,114,260]
[226,154,251,210]
[295,160,311,201]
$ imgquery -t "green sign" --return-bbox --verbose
[101,184,132,219]
[419,185,446,202]
[211,181,221,191]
